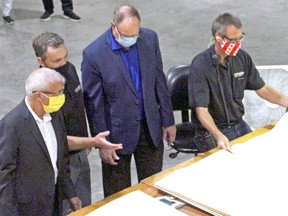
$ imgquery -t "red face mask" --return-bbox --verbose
[219,40,241,56]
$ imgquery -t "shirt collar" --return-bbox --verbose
[110,27,122,51]
[25,96,52,123]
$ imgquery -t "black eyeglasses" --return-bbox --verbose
[114,25,140,39]
[222,32,245,43]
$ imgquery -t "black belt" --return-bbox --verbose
[218,119,243,129]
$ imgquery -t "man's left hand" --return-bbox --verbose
[163,125,177,145]
[69,197,82,212]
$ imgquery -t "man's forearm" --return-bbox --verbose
[196,107,223,139]
[67,136,95,151]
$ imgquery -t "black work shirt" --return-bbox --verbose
[188,45,265,129]
[58,62,89,139]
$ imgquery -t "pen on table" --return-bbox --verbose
[226,148,234,154]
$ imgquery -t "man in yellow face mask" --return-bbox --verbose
[0,68,82,215]
[41,90,65,113]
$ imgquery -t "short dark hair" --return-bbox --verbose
[211,13,242,36]
[112,4,141,25]
[32,32,64,60]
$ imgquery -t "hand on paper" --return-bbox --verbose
[215,133,232,151]
[99,149,119,165]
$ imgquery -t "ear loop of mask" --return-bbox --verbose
[215,35,221,40]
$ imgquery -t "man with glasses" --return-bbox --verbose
[188,12,288,153]
[81,4,176,197]
[32,32,122,214]
[0,68,82,215]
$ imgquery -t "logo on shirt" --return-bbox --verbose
[234,71,245,78]
[75,85,82,93]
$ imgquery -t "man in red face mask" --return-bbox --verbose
[188,12,288,153]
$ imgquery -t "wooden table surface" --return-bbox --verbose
[69,123,275,216]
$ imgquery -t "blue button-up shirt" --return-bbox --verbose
[110,28,145,120]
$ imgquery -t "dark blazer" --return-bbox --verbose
[0,100,75,216]
[81,28,175,154]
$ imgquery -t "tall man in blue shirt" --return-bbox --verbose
[81,4,176,197]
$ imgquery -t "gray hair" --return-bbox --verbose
[112,4,141,25]
[25,68,66,98]
[32,32,64,61]
[211,13,242,36]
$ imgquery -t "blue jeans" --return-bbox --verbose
[193,120,252,153]
[220,120,252,141]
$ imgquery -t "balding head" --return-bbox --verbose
[112,4,141,25]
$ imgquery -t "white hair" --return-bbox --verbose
[25,68,66,98]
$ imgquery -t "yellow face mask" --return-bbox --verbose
[42,93,65,113]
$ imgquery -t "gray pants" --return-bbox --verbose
[62,149,91,215]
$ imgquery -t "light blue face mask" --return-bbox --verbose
[116,35,139,48]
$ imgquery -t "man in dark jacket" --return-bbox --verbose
[81,4,176,197]
[0,68,81,215]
